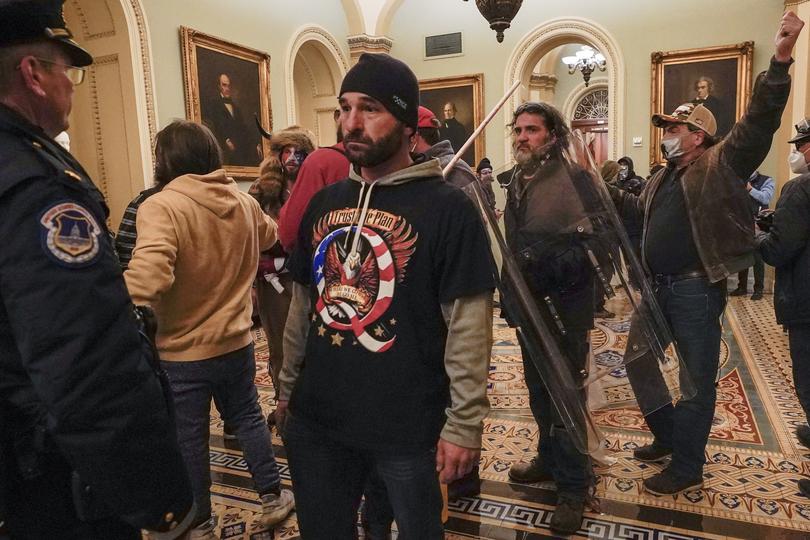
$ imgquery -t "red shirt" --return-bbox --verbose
[278,143,349,252]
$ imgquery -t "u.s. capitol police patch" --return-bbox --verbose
[39,202,102,266]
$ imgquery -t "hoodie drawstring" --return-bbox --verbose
[343,181,377,279]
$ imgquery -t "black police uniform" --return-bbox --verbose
[0,101,195,538]
[1,1,195,536]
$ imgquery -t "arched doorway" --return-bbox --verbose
[286,26,348,147]
[64,0,156,228]
[570,86,609,165]
[504,17,625,165]
[63,0,156,230]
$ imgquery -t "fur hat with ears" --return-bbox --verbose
[269,125,317,155]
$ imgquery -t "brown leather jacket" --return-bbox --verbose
[613,57,792,283]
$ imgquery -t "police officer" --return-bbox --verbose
[0,2,195,538]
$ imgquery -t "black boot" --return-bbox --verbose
[550,494,584,535]
[633,441,672,462]
[643,467,703,496]
[797,424,810,449]
[508,455,554,483]
[799,479,810,498]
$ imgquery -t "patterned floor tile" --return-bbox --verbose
[196,293,808,539]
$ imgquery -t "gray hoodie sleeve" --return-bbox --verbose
[278,281,311,400]
[439,290,493,448]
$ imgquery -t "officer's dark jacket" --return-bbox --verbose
[758,173,810,327]
[0,105,191,532]
[611,57,792,283]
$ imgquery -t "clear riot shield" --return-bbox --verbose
[560,130,696,416]
[462,135,695,455]
[462,179,601,455]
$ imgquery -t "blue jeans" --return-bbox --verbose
[788,324,810,420]
[162,344,281,524]
[283,413,443,540]
[633,277,726,478]
[518,329,593,499]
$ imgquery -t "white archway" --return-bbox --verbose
[286,25,349,132]
[504,17,625,163]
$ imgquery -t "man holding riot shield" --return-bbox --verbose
[611,11,803,497]
[504,102,603,535]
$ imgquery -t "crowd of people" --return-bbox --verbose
[1,1,809,539]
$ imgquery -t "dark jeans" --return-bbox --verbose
[3,449,139,539]
[162,344,281,524]
[518,329,593,499]
[284,413,443,540]
[788,324,810,420]
[735,250,765,292]
[629,277,726,478]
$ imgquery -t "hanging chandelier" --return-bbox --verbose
[561,46,606,87]
[463,0,523,43]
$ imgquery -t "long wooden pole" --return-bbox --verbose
[442,79,521,177]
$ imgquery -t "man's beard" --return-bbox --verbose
[344,127,404,168]
[513,143,547,168]
[284,163,300,181]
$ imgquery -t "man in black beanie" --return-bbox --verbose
[476,157,498,214]
[277,53,495,538]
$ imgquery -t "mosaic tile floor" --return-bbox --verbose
[198,292,810,539]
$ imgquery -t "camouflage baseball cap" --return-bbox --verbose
[652,102,717,137]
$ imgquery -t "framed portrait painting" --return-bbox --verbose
[180,27,272,179]
[419,74,484,169]
[650,41,754,166]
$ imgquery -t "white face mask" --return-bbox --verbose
[661,135,685,161]
[789,147,810,174]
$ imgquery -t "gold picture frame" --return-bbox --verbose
[419,74,485,169]
[180,27,272,180]
[650,41,754,166]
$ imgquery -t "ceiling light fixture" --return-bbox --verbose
[561,46,606,87]
[463,0,523,43]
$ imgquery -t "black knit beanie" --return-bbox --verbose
[476,157,492,173]
[339,53,419,130]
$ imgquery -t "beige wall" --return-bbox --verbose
[134,0,792,180]
[387,0,786,178]
[139,0,351,134]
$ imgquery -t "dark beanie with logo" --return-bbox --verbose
[339,53,419,130]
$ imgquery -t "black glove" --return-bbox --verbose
[756,209,774,232]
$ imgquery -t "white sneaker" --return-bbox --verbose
[188,514,218,540]
[258,489,295,526]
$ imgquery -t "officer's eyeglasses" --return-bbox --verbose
[30,57,86,85]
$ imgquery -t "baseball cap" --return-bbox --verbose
[788,118,810,145]
[417,106,440,129]
[652,103,717,137]
[0,0,93,67]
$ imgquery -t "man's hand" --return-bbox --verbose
[436,438,479,484]
[275,399,289,432]
[775,11,804,63]
[225,138,236,151]
[746,182,753,192]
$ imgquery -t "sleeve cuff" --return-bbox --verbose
[769,55,794,79]
[440,421,483,450]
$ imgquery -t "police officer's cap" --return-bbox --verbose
[788,118,810,146]
[0,0,93,67]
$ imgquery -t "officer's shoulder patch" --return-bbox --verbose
[39,201,102,267]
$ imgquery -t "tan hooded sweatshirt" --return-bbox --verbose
[125,169,277,361]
